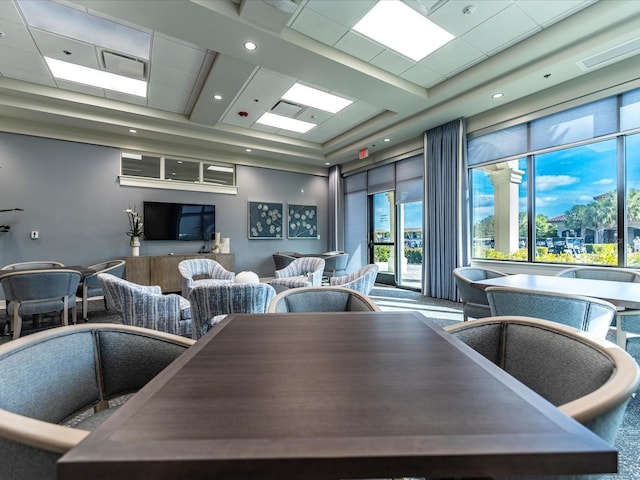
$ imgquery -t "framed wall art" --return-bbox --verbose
[248,201,283,239]
[288,204,317,239]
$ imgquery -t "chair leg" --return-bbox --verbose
[12,308,22,340]
[61,296,69,327]
[82,283,89,321]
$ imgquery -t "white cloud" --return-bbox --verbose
[593,178,614,185]
[536,196,558,207]
[536,175,579,191]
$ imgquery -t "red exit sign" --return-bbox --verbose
[359,148,369,160]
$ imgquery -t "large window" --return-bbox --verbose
[468,87,640,266]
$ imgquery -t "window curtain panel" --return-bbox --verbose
[424,118,467,300]
[328,165,343,251]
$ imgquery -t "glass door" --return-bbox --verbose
[370,191,396,285]
[398,200,423,290]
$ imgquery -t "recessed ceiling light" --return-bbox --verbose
[256,112,315,133]
[325,162,331,166]
[243,41,257,51]
[245,148,252,152]
[492,92,504,99]
[128,129,137,134]
[384,138,390,142]
[45,57,147,97]
[282,83,352,114]
[353,0,454,62]
[213,94,222,100]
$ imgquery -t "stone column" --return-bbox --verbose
[488,164,524,254]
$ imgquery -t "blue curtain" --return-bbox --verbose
[424,119,467,300]
[328,165,343,251]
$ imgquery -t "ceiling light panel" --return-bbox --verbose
[17,0,151,60]
[352,0,454,62]
[256,112,316,133]
[281,83,352,114]
[45,57,147,97]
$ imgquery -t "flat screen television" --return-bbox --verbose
[143,201,215,241]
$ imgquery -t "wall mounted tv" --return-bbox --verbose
[143,201,215,241]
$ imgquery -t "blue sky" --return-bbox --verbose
[474,133,640,222]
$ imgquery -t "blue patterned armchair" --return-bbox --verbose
[188,283,276,339]
[98,273,192,338]
[330,264,379,295]
[269,257,325,291]
[177,258,235,298]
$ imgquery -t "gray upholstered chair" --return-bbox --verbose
[76,259,126,321]
[322,252,349,280]
[177,258,235,298]
[188,283,276,339]
[445,316,640,460]
[1,260,64,270]
[269,256,325,291]
[0,323,194,480]
[272,252,299,270]
[453,266,507,321]
[0,269,81,339]
[486,286,616,339]
[329,264,379,295]
[98,273,192,338]
[268,286,380,313]
[556,266,640,348]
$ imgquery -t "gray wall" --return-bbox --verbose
[0,132,329,279]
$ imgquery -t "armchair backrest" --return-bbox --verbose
[268,286,380,313]
[1,261,64,270]
[178,258,235,297]
[329,264,379,294]
[84,259,126,290]
[446,316,640,445]
[486,286,616,338]
[98,273,184,336]
[189,283,276,339]
[556,266,640,283]
[275,257,325,285]
[0,269,81,302]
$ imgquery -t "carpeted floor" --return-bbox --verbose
[3,288,640,477]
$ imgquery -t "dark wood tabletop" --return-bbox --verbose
[58,311,616,480]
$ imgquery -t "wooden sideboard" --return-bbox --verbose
[125,254,235,293]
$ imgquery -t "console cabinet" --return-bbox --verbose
[125,254,235,293]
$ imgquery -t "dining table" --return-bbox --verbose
[471,272,640,346]
[58,310,617,480]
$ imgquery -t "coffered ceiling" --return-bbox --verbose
[0,0,639,174]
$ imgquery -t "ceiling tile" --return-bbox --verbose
[289,8,348,45]
[0,65,56,87]
[0,45,51,76]
[462,4,541,55]
[420,38,485,77]
[147,83,191,113]
[301,0,376,28]
[516,0,596,27]
[370,49,415,75]
[334,30,384,62]
[0,18,39,53]
[55,78,105,97]
[400,63,445,88]
[149,62,198,91]
[427,0,511,37]
[29,29,100,68]
[0,0,23,24]
[151,33,208,73]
